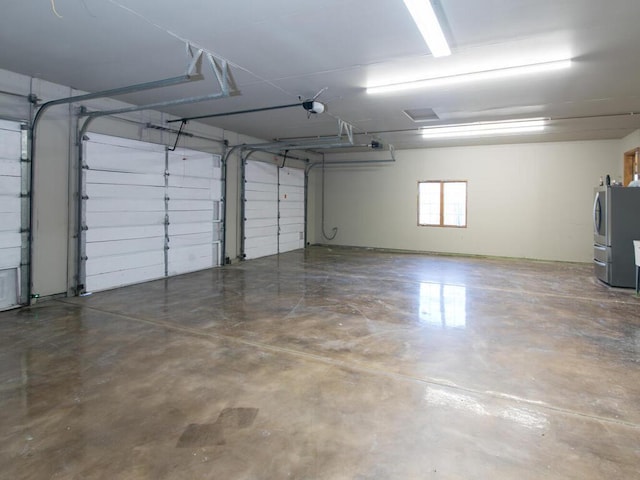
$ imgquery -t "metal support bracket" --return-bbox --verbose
[338,119,354,144]
[207,53,239,97]
[186,45,204,77]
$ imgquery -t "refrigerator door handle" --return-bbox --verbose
[593,193,601,233]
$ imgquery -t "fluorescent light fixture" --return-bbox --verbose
[367,59,572,94]
[421,118,547,139]
[403,0,451,57]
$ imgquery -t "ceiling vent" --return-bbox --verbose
[404,107,440,122]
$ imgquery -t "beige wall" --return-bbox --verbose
[313,140,622,262]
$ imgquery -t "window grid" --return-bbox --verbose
[418,180,467,228]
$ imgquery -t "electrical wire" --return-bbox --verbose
[321,155,338,240]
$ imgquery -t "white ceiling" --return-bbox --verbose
[2,0,640,150]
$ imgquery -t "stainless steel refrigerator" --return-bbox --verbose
[593,186,640,287]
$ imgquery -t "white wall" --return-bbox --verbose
[314,140,623,262]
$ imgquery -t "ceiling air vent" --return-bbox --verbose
[404,107,439,122]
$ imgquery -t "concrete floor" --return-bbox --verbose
[1,246,639,479]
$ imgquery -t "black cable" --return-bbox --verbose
[167,120,187,152]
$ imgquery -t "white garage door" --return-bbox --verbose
[278,166,305,253]
[243,160,305,260]
[244,161,279,260]
[0,120,25,310]
[167,148,222,275]
[83,134,222,292]
[84,134,166,292]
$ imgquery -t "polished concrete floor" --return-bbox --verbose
[1,246,639,479]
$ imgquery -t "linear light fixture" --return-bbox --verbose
[420,118,547,139]
[367,59,572,94]
[403,0,451,57]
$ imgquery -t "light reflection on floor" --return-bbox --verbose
[419,282,467,329]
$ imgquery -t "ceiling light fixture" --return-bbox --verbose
[420,118,547,139]
[403,0,451,57]
[367,59,572,94]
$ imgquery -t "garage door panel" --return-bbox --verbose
[279,184,303,194]
[168,187,216,201]
[245,197,278,208]
[168,153,217,178]
[280,209,304,219]
[86,265,165,293]
[244,238,278,259]
[0,247,22,269]
[168,245,214,276]
[170,232,215,247]
[169,200,219,216]
[167,149,222,274]
[246,161,278,182]
[0,122,23,309]
[86,250,164,276]
[278,166,304,254]
[169,222,213,236]
[279,167,304,184]
[244,184,278,200]
[0,130,20,159]
[168,175,215,190]
[0,141,20,159]
[246,225,279,238]
[279,240,304,252]
[0,232,21,249]
[245,208,278,220]
[280,215,304,226]
[280,190,304,201]
[243,162,305,259]
[167,210,214,224]
[279,222,304,234]
[86,237,164,258]
[279,220,304,231]
[280,203,304,214]
[0,268,18,310]
[0,196,20,214]
[245,218,278,230]
[0,159,20,177]
[86,169,165,187]
[0,212,20,228]
[86,211,164,228]
[280,193,304,204]
[245,181,278,194]
[0,177,20,194]
[85,134,168,291]
[88,184,165,200]
[85,148,164,174]
[86,198,159,213]
[86,225,165,243]
[279,232,304,243]
[86,134,165,171]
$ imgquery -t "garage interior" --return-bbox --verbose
[1,1,639,478]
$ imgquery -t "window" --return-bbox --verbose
[418,181,467,227]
